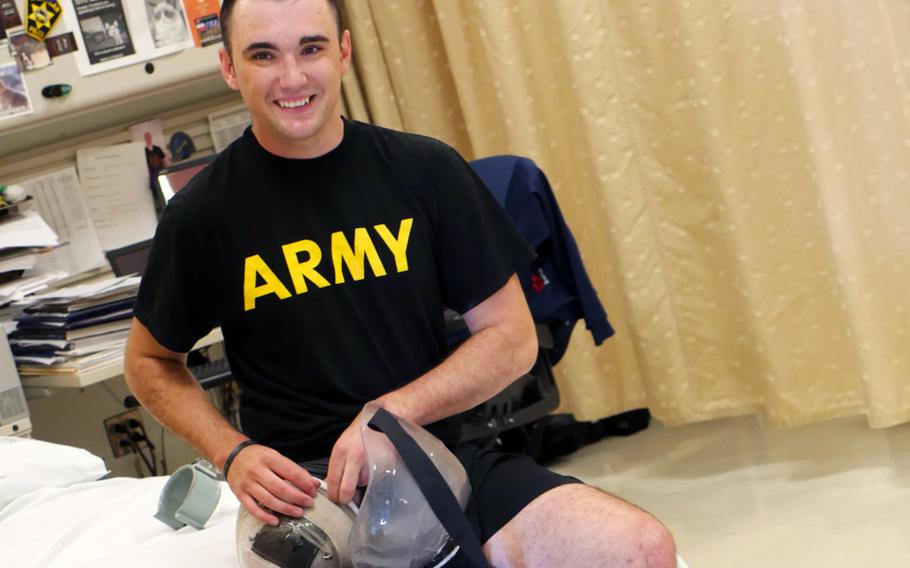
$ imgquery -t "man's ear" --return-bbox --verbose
[339,29,352,76]
[219,47,239,90]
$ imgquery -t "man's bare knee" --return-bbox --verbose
[631,510,677,567]
[486,484,676,568]
[588,486,676,567]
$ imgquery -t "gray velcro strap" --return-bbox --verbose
[155,459,222,530]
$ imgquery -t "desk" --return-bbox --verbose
[20,328,224,389]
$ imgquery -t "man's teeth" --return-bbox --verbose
[278,97,312,109]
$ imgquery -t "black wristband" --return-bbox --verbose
[222,439,257,481]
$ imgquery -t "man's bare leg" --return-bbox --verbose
[483,484,676,567]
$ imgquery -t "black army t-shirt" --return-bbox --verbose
[134,119,534,461]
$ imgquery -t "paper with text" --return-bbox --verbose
[76,143,158,251]
[19,166,107,275]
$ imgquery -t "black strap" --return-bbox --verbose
[368,408,489,568]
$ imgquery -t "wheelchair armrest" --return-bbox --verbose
[458,338,560,444]
[445,309,561,444]
[444,309,553,350]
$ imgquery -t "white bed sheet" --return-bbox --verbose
[0,476,240,568]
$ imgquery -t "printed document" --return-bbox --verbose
[19,166,107,275]
[76,143,158,251]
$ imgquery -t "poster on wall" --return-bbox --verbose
[0,62,33,120]
[183,0,221,47]
[73,0,135,65]
[62,0,194,76]
[144,0,190,48]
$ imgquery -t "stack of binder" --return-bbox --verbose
[9,276,140,376]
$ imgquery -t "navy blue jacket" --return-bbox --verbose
[470,155,614,363]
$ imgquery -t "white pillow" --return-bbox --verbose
[0,436,109,509]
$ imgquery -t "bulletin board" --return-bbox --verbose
[0,0,229,159]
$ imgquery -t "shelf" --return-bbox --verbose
[20,327,224,389]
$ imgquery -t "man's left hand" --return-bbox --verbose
[326,413,369,504]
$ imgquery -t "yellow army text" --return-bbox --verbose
[243,218,413,311]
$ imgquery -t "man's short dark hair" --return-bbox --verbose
[221,0,344,57]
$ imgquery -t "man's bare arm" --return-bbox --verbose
[124,319,319,525]
[124,319,240,466]
[378,274,537,424]
[326,274,537,502]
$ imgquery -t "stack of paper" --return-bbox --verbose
[0,271,68,307]
[0,211,60,250]
[0,211,61,282]
[10,275,140,376]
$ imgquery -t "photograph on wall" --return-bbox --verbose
[0,0,21,43]
[183,0,221,47]
[128,119,171,213]
[46,32,79,58]
[0,0,20,30]
[144,0,189,49]
[8,29,52,71]
[128,119,170,173]
[73,0,135,65]
[0,62,33,120]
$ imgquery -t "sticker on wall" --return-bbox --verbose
[45,31,78,58]
[25,0,63,42]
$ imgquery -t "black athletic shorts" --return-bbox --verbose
[454,443,581,544]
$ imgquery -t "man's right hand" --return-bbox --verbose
[225,444,321,526]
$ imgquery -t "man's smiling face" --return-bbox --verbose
[219,0,351,158]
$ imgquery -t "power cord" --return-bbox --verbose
[159,426,168,475]
[122,420,159,477]
[112,423,154,476]
[125,435,157,476]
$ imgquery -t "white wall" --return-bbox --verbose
[27,377,199,477]
[0,39,233,158]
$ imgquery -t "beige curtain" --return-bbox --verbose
[340,0,910,428]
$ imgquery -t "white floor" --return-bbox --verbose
[549,414,910,568]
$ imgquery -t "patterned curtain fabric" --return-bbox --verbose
[340,0,910,428]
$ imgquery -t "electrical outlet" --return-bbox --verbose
[103,409,148,458]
